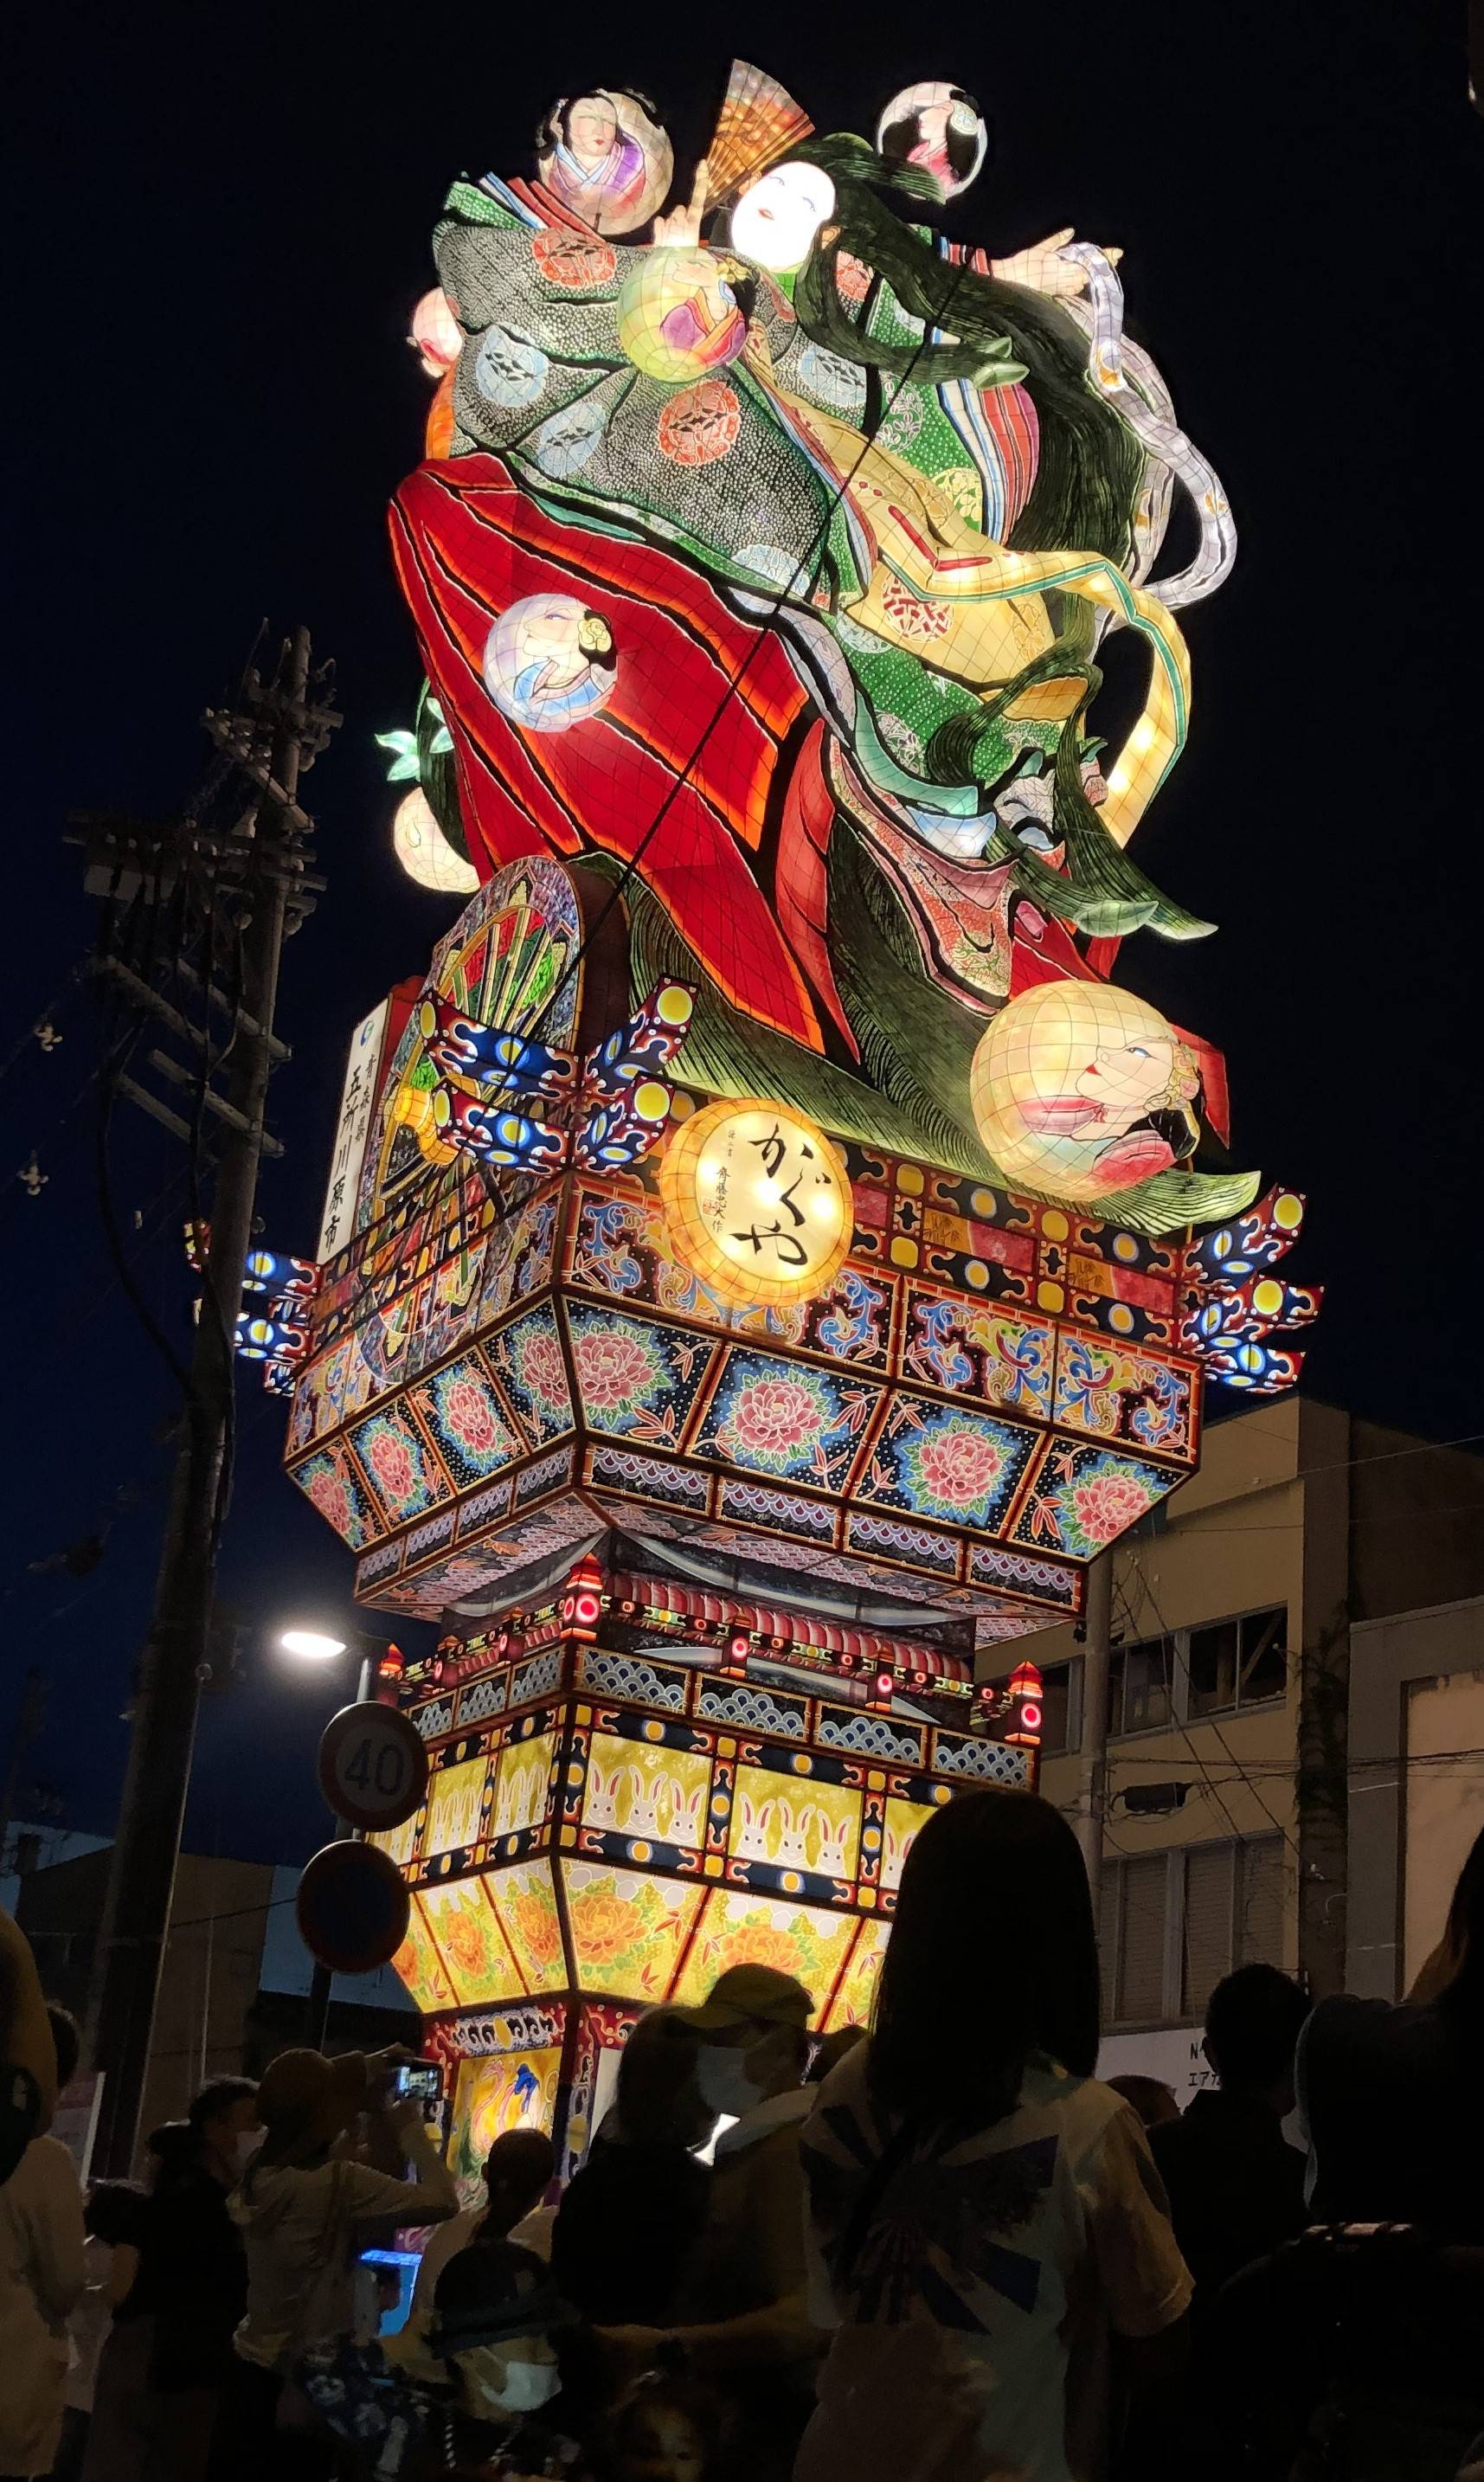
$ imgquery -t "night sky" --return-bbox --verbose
[3,0,1480,1867]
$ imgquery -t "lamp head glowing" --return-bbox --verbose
[279,1628,348,1662]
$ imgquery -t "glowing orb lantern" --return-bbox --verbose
[659,1098,851,1309]
[617,248,748,383]
[392,788,479,895]
[970,981,1204,1204]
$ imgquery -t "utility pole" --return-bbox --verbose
[78,630,335,2175]
[1075,1549,1115,1926]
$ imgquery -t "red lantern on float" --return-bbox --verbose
[1005,1659,1044,1747]
[561,1555,604,1641]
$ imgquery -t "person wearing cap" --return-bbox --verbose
[600,1963,824,2482]
[217,2046,457,2477]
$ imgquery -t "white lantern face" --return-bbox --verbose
[729,162,838,273]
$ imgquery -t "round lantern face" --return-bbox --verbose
[659,1100,853,1308]
[969,981,1201,1203]
[536,89,674,236]
[617,248,749,383]
[483,595,616,733]
[877,80,988,203]
[729,162,838,273]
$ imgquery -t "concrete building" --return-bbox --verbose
[1008,1399,1484,2093]
[19,1849,281,2144]
[1346,1593,1484,2000]
[16,1846,416,2171]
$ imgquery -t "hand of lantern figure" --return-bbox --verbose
[993,227,1124,298]
[652,158,710,246]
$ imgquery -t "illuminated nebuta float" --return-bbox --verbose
[279,61,1315,2175]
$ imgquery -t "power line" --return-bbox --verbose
[1118,1558,1305,1869]
[401,244,986,1174]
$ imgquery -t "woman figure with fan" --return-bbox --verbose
[434,124,1193,945]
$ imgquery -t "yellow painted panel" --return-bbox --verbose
[730,1763,862,1883]
[419,1874,523,2007]
[425,1755,489,1856]
[581,1733,710,1850]
[447,2049,562,2209]
[389,1893,457,2014]
[490,1733,556,1843]
[369,1810,419,1873]
[673,1888,858,2025]
[488,1858,568,1993]
[824,1918,892,2029]
[561,1861,705,2001]
[882,1794,943,1893]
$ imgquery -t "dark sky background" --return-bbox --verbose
[3,0,1480,1868]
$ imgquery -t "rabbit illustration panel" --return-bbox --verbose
[729,1763,863,1881]
[580,1732,710,1849]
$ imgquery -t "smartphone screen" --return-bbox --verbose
[393,2061,442,2106]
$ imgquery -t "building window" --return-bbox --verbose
[1121,1636,1176,1734]
[1186,1607,1288,1718]
[1106,1610,1288,1739]
[1102,1833,1287,2029]
[1109,1851,1169,2025]
[1037,1659,1080,1756]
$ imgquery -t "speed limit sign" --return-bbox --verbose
[317,1701,428,1833]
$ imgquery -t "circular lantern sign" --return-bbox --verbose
[296,1840,411,1976]
[317,1701,428,1834]
[659,1098,852,1309]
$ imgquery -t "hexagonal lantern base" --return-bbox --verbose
[373,1556,1040,2182]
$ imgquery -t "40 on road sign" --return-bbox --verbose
[317,1701,427,1833]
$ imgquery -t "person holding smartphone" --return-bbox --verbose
[217,2046,457,2479]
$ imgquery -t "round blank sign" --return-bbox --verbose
[317,1701,428,1834]
[296,1840,411,1976]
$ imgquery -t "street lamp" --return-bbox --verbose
[279,1629,349,1663]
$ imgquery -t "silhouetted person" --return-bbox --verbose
[404,2126,556,2379]
[220,2047,456,2479]
[1303,1823,1484,2237]
[0,2005,83,2479]
[553,2010,710,2330]
[798,1791,1190,2482]
[1150,1966,1309,2302]
[0,1919,59,2189]
[1279,1824,1484,2479]
[596,1966,820,2482]
[85,2076,260,2482]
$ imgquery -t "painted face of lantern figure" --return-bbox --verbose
[970,981,1201,1202]
[566,96,620,170]
[877,80,988,203]
[538,90,674,236]
[484,595,616,733]
[1075,1034,1182,1121]
[730,161,837,273]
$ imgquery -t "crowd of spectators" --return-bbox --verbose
[3,1797,1482,2480]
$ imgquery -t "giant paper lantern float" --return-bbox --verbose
[277,59,1317,2173]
